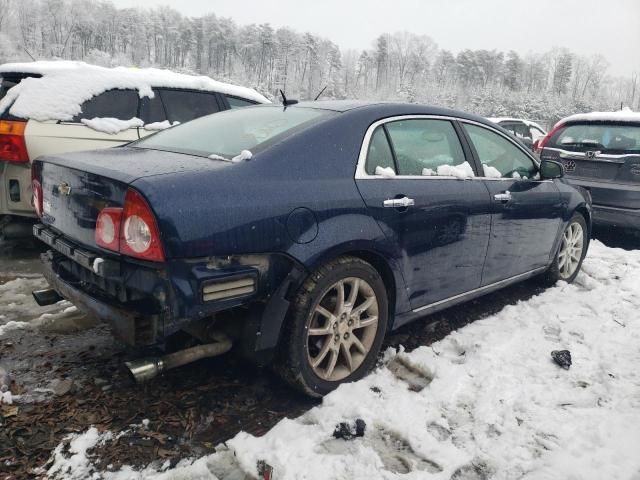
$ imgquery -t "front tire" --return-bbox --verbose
[276,256,389,397]
[542,213,588,285]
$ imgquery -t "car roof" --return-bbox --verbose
[284,100,498,126]
[559,109,640,126]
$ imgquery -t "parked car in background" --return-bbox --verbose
[0,61,269,238]
[488,117,547,151]
[31,101,591,397]
[536,109,640,231]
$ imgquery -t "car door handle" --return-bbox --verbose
[494,191,512,202]
[383,197,415,208]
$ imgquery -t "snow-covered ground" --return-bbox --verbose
[40,240,640,480]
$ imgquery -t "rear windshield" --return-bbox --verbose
[547,122,640,154]
[133,106,335,158]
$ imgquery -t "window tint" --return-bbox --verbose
[385,119,466,176]
[139,90,167,124]
[548,123,640,153]
[158,89,220,123]
[365,127,395,174]
[226,95,257,109]
[134,106,334,158]
[72,89,139,122]
[464,124,537,179]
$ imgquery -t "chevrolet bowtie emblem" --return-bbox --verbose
[58,182,72,196]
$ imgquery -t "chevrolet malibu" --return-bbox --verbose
[31,101,592,396]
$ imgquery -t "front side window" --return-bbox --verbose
[464,124,538,179]
[133,105,335,158]
[72,89,139,122]
[384,119,467,176]
[158,89,220,123]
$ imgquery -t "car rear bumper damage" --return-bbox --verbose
[33,224,305,356]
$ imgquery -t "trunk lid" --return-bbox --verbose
[35,146,229,249]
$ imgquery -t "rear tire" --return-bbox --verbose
[541,213,588,285]
[276,256,388,397]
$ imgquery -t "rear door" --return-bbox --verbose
[540,121,640,208]
[26,89,140,160]
[355,116,492,311]
[462,122,563,285]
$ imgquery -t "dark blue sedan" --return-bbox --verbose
[31,101,591,396]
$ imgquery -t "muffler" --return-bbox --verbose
[125,333,232,382]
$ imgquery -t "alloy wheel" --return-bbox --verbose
[558,221,584,279]
[306,277,379,381]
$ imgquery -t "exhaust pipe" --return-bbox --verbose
[125,333,232,382]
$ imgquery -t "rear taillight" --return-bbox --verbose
[536,123,564,154]
[95,188,164,262]
[0,120,29,163]
[96,207,123,251]
[31,178,43,217]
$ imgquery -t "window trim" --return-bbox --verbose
[355,114,543,181]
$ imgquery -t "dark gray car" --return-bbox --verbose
[537,112,640,230]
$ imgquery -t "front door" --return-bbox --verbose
[355,118,492,310]
[461,123,563,285]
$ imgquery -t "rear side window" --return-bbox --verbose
[72,89,139,122]
[158,89,220,123]
[464,124,537,179]
[385,119,466,176]
[139,91,167,124]
[365,127,395,174]
[548,123,640,154]
[226,95,258,109]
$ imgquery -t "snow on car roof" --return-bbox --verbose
[558,108,640,126]
[0,61,269,122]
[487,117,547,133]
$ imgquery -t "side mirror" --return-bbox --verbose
[539,160,564,180]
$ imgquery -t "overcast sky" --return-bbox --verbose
[111,0,640,76]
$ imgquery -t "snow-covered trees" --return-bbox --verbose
[0,0,636,124]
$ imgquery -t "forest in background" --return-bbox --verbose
[0,0,638,127]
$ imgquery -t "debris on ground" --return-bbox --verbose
[332,418,366,440]
[257,459,274,480]
[551,350,572,370]
[0,362,10,392]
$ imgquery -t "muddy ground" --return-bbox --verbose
[1,227,638,479]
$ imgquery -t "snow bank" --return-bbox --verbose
[81,117,143,134]
[45,240,640,480]
[0,61,269,122]
[558,107,640,126]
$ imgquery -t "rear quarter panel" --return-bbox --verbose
[25,120,137,160]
